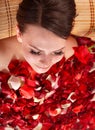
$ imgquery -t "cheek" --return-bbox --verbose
[25,55,39,64]
[22,50,39,66]
[52,56,64,64]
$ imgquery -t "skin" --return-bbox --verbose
[0,24,78,73]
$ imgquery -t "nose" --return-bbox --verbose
[39,55,52,67]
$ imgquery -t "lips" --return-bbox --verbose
[35,65,50,70]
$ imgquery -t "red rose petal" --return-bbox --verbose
[0,71,10,82]
[74,46,93,64]
[19,84,34,99]
[72,104,83,114]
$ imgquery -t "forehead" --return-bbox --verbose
[21,24,66,51]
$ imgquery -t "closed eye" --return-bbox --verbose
[30,49,41,55]
[54,51,64,55]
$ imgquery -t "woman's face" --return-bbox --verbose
[17,25,67,74]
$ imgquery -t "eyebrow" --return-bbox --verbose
[29,44,65,52]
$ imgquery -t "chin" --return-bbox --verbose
[33,66,51,74]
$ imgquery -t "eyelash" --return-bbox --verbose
[30,50,64,56]
[54,51,64,55]
[30,50,41,55]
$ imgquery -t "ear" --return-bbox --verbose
[16,25,23,43]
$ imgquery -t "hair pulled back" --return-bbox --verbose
[16,0,76,38]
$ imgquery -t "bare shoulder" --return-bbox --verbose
[0,36,22,70]
[68,35,78,45]
[65,35,78,59]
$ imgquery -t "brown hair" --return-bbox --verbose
[16,0,76,38]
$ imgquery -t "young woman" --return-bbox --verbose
[0,0,77,71]
[0,0,95,129]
